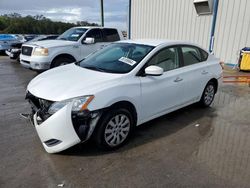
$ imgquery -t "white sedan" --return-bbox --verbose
[25,40,222,153]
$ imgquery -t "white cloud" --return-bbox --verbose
[0,0,129,30]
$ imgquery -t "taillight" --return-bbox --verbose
[219,61,224,69]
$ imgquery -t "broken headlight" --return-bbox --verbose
[48,95,94,115]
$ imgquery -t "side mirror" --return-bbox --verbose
[83,37,95,44]
[145,65,163,76]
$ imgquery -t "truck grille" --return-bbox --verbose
[22,46,33,56]
[26,92,53,122]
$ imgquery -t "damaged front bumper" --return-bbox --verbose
[24,93,102,153]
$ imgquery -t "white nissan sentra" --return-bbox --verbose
[25,40,222,153]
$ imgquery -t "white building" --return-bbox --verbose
[129,0,250,65]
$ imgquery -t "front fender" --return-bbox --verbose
[87,80,142,125]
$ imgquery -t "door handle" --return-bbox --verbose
[174,77,183,82]
[201,70,208,75]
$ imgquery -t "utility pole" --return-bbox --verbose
[100,0,104,27]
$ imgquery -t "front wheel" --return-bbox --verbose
[199,81,216,107]
[94,108,134,150]
[51,57,74,68]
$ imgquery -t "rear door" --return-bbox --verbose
[179,45,211,103]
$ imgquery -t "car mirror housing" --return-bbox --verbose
[145,65,163,76]
[83,37,95,44]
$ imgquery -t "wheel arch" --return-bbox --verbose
[107,100,138,125]
[208,78,218,93]
[51,53,76,67]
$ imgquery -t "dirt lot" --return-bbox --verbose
[0,56,250,188]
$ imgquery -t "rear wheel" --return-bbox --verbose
[199,81,216,107]
[51,56,74,68]
[94,108,134,150]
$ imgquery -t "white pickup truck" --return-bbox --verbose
[20,27,124,71]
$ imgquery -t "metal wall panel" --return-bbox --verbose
[131,0,250,64]
[214,0,250,64]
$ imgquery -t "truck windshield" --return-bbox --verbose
[58,28,87,41]
[79,43,154,74]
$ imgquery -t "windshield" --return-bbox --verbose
[0,34,17,41]
[57,28,87,41]
[79,43,154,74]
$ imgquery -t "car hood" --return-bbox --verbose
[27,64,123,101]
[27,39,77,48]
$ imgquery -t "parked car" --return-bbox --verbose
[24,40,222,153]
[20,27,124,72]
[0,34,20,53]
[5,35,58,60]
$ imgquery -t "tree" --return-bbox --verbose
[0,13,98,34]
[76,21,99,26]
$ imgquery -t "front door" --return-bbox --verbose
[139,46,185,122]
[80,28,105,59]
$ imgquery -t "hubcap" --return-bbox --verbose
[104,114,130,147]
[204,85,215,105]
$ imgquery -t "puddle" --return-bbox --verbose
[193,89,250,187]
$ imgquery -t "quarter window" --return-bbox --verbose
[103,29,120,42]
[200,48,209,61]
[181,46,203,66]
[147,47,180,72]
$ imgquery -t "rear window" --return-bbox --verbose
[181,45,208,66]
[181,46,202,66]
[103,29,120,42]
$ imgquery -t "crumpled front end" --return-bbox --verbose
[25,92,101,153]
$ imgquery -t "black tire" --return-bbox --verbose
[51,56,74,68]
[94,108,134,150]
[17,55,20,62]
[199,81,216,107]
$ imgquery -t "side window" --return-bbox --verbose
[85,29,103,42]
[46,36,58,40]
[147,47,180,72]
[39,38,48,41]
[200,48,209,61]
[103,29,120,42]
[181,46,202,66]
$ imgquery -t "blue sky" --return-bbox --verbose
[0,0,129,30]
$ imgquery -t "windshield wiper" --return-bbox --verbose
[75,58,85,66]
[83,65,107,72]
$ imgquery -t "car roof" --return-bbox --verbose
[72,26,118,30]
[118,39,201,47]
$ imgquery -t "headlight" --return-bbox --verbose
[12,49,20,52]
[33,47,48,56]
[48,95,94,115]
